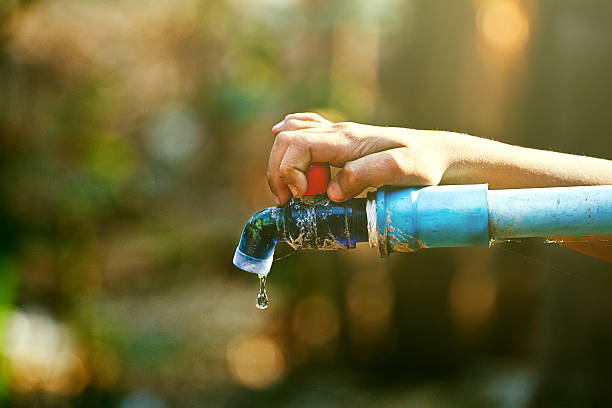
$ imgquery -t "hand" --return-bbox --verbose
[268,112,455,205]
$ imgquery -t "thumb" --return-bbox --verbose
[327,151,397,202]
[327,148,437,202]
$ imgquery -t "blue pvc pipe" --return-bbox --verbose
[488,185,612,238]
[375,184,490,256]
[375,184,612,255]
[234,184,612,275]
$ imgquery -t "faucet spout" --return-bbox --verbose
[233,196,368,276]
[233,206,284,276]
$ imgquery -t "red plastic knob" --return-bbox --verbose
[305,163,331,195]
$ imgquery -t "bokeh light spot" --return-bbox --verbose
[477,0,530,53]
[226,334,286,389]
[145,104,204,166]
[449,267,497,334]
[2,311,89,396]
[292,295,340,347]
[346,270,394,343]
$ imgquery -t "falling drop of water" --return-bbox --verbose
[256,274,269,310]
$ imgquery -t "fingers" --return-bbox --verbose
[267,173,290,206]
[279,144,309,198]
[269,113,333,204]
[274,130,338,199]
[272,112,331,135]
[269,128,347,203]
[327,152,391,202]
[327,148,438,202]
[284,112,330,124]
[273,119,320,134]
[267,133,292,205]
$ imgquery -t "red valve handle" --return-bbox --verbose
[305,163,331,195]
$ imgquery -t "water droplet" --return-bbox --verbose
[256,274,269,310]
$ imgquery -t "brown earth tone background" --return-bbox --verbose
[0,0,611,406]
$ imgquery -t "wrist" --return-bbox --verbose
[412,128,460,169]
[431,131,472,184]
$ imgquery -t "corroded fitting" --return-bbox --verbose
[366,193,378,248]
[372,184,490,256]
[283,195,367,250]
[234,195,368,276]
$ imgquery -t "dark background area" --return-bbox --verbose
[0,0,611,406]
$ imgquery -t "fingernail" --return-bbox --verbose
[274,196,281,206]
[272,121,283,132]
[287,184,299,197]
[327,182,343,201]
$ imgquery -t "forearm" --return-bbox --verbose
[267,113,612,204]
[439,132,612,189]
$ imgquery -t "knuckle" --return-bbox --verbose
[276,131,291,143]
[279,164,294,181]
[334,122,350,130]
[292,132,307,146]
[285,113,306,121]
[341,163,359,187]
[277,131,308,151]
[334,122,355,140]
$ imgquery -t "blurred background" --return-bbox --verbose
[0,0,611,406]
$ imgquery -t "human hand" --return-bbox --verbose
[268,112,455,205]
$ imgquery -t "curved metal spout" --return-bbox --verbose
[233,196,368,276]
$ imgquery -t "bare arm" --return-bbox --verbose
[441,133,612,189]
[267,112,612,205]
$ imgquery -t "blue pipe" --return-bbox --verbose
[488,185,612,238]
[233,184,612,274]
[372,184,490,256]
[372,184,612,256]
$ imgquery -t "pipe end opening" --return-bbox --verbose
[233,247,273,276]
